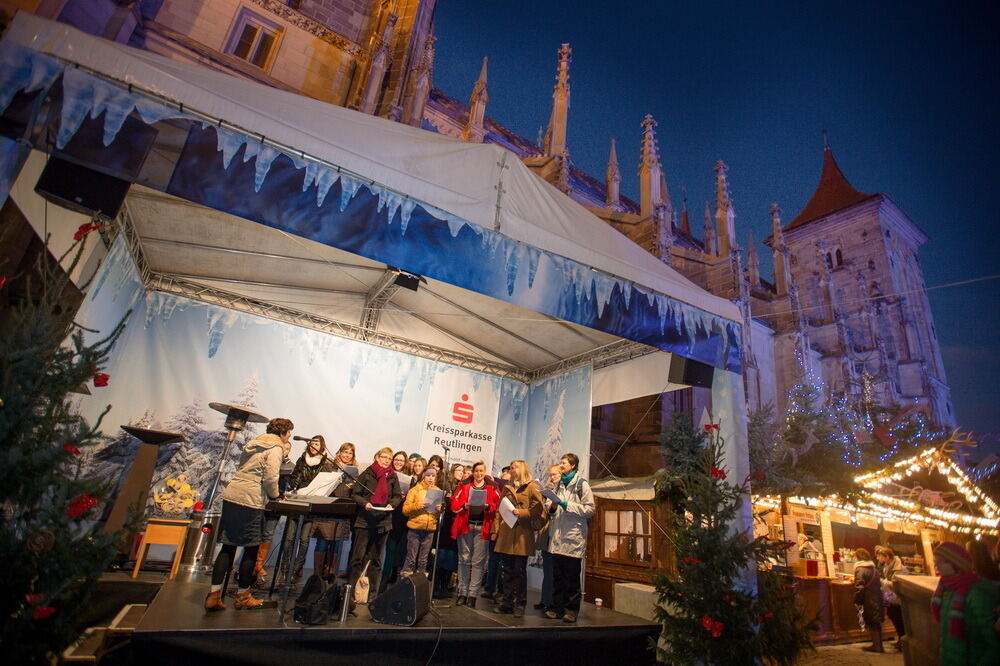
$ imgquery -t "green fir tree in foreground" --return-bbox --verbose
[0,230,128,663]
[653,416,814,665]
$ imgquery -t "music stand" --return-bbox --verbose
[103,426,185,555]
[180,402,268,571]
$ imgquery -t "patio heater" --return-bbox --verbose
[180,402,268,572]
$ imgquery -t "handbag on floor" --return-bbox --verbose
[354,560,372,604]
[294,574,346,625]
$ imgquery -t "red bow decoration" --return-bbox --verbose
[0,274,7,290]
[73,222,103,241]
[63,443,81,455]
[682,556,701,564]
[25,593,43,605]
[764,611,774,619]
[701,614,724,637]
[193,501,204,512]
[32,605,57,621]
[66,493,99,519]
[93,372,110,387]
[710,467,727,480]
[704,423,719,431]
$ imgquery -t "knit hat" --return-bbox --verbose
[934,541,973,573]
[422,468,438,478]
[409,452,422,460]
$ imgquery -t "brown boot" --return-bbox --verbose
[204,590,227,612]
[233,590,265,610]
[254,543,271,582]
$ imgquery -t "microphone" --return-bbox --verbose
[292,436,311,442]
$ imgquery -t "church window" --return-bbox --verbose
[835,249,844,266]
[226,10,283,70]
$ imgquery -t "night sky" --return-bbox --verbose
[431,1,1000,449]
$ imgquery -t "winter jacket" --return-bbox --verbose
[853,560,883,625]
[495,480,543,556]
[546,471,595,559]
[450,478,500,541]
[221,433,284,510]
[350,464,402,531]
[402,483,441,531]
[287,453,335,492]
[937,579,999,666]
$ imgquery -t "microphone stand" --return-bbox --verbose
[429,443,452,607]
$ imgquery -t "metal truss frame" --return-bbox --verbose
[114,204,657,385]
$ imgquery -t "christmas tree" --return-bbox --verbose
[532,389,565,483]
[653,415,813,665]
[0,230,128,663]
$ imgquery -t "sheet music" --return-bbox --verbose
[397,471,412,495]
[423,487,444,510]
[499,497,518,528]
[295,471,342,497]
[468,487,487,507]
[338,464,358,480]
[541,488,560,503]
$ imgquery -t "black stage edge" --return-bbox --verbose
[133,578,658,665]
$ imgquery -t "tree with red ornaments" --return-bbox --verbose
[653,416,813,665]
[0,224,129,663]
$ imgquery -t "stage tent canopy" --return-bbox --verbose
[1,13,742,391]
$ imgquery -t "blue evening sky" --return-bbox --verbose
[431,1,1000,443]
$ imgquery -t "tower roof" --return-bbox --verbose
[786,146,877,231]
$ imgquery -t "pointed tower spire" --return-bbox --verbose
[463,56,489,141]
[545,43,572,157]
[746,230,760,288]
[638,114,662,217]
[787,139,873,230]
[606,138,621,208]
[702,200,716,255]
[679,191,691,235]
[713,160,736,255]
[770,203,791,295]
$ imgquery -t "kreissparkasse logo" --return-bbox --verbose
[451,394,474,424]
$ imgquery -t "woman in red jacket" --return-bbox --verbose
[450,461,500,608]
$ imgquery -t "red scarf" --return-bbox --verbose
[931,571,980,639]
[370,461,392,506]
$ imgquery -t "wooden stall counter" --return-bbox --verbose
[895,575,939,666]
[793,575,889,645]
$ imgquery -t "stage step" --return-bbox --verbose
[60,627,106,664]
[108,603,149,635]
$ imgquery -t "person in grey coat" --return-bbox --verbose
[543,453,595,623]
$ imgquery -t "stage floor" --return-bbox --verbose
[133,575,659,665]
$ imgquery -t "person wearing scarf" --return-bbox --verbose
[931,541,999,666]
[348,447,402,605]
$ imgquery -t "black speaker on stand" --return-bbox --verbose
[369,573,431,626]
[35,157,129,219]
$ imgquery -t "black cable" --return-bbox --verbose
[424,607,445,666]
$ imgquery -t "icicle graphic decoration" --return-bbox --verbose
[339,175,363,211]
[526,247,541,289]
[215,126,248,170]
[206,309,241,358]
[0,43,61,113]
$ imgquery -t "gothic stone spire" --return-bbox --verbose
[606,138,621,208]
[770,203,791,296]
[638,114,662,217]
[703,200,717,255]
[746,229,760,288]
[713,160,736,255]
[463,56,489,141]
[545,43,572,157]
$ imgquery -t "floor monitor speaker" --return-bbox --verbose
[35,157,129,219]
[667,354,715,389]
[369,572,431,626]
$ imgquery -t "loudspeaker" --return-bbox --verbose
[668,354,714,389]
[369,573,431,626]
[35,157,129,219]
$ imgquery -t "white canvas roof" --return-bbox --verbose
[7,12,740,326]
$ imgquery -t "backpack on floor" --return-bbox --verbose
[294,574,346,625]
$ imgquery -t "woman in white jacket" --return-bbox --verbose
[544,453,595,623]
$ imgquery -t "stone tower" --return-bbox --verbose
[771,145,955,426]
